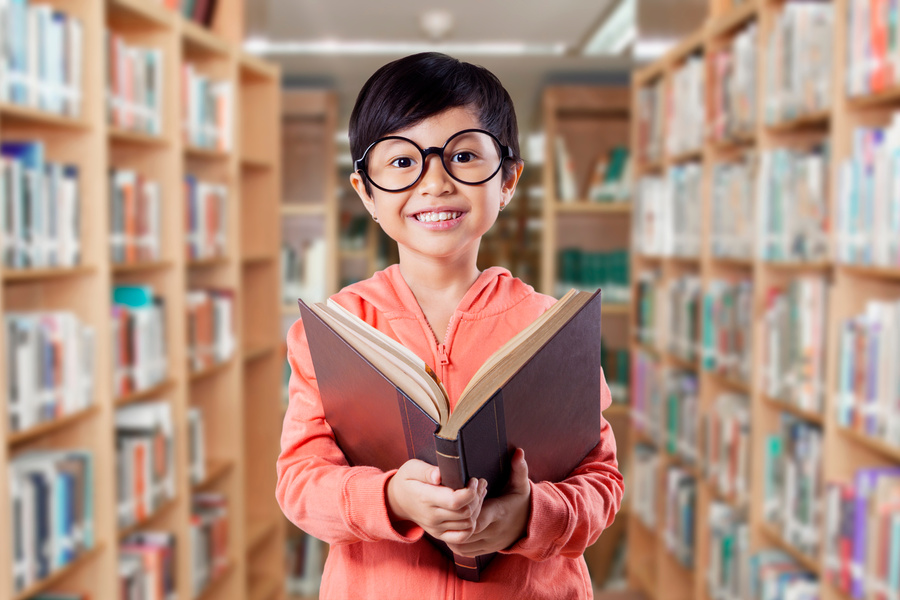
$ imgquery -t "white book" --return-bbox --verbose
[66,15,83,117]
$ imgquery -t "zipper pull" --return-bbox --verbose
[438,344,450,366]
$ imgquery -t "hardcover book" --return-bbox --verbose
[297,288,605,581]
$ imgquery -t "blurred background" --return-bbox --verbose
[1,0,896,599]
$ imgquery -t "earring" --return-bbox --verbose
[372,214,379,222]
[499,202,507,212]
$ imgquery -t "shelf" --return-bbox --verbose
[118,496,179,541]
[340,248,370,260]
[639,160,665,174]
[604,404,631,419]
[766,111,831,133]
[7,405,100,449]
[241,154,273,170]
[109,126,169,147]
[710,255,754,270]
[666,351,699,372]
[603,303,631,315]
[116,378,176,407]
[633,339,661,359]
[246,517,279,554]
[240,53,278,81]
[708,0,758,38]
[838,262,900,282]
[3,265,96,284]
[249,575,282,600]
[112,259,175,275]
[554,202,632,214]
[242,253,276,266]
[185,145,231,161]
[710,133,756,154]
[194,559,236,600]
[189,358,235,383]
[188,256,231,269]
[0,102,90,130]
[12,543,105,600]
[181,18,231,58]
[193,458,235,491]
[706,478,744,511]
[763,259,832,273]
[836,426,900,463]
[667,149,703,164]
[668,255,701,268]
[847,84,900,110]
[107,0,173,28]
[244,342,277,363]
[665,452,701,479]
[759,522,821,574]
[762,395,824,426]
[281,204,326,216]
[705,370,751,395]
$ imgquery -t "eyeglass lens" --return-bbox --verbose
[365,131,503,191]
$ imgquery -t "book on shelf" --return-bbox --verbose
[286,532,326,597]
[9,449,95,593]
[0,0,83,117]
[281,236,327,305]
[120,531,177,600]
[5,311,95,433]
[707,503,750,599]
[710,23,757,143]
[666,274,701,363]
[823,469,900,599]
[846,0,900,97]
[664,370,699,464]
[748,550,817,600]
[105,31,163,136]
[631,444,659,528]
[587,146,631,203]
[186,288,235,372]
[187,406,206,485]
[667,54,706,155]
[115,401,176,529]
[705,393,751,505]
[637,78,665,164]
[556,248,629,302]
[836,298,900,449]
[180,0,219,27]
[109,168,161,265]
[182,64,232,151]
[112,285,169,397]
[190,492,229,597]
[702,279,753,382]
[1,141,81,270]
[297,288,605,581]
[710,155,756,261]
[664,465,696,568]
[184,175,227,261]
[554,134,577,202]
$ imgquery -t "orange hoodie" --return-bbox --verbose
[277,265,624,599]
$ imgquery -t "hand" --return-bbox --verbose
[447,448,531,557]
[387,459,488,545]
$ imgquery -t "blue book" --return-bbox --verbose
[852,468,900,598]
[112,285,156,308]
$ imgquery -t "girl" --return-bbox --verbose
[277,52,624,599]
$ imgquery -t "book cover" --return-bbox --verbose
[297,289,604,580]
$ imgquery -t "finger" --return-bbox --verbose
[401,460,442,485]
[509,448,529,494]
[434,480,481,512]
[435,527,477,545]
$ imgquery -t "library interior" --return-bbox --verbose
[0,0,896,598]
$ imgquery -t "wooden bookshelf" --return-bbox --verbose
[628,1,900,600]
[0,2,284,599]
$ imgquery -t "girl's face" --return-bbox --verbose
[350,106,521,265]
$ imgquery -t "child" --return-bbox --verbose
[277,52,624,599]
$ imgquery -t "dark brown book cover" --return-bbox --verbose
[297,290,604,581]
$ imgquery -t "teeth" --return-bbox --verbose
[416,211,460,222]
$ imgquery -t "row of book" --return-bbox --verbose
[763,415,824,561]
[186,288,235,373]
[709,23,756,144]
[750,550,817,600]
[636,78,665,165]
[631,350,664,443]
[112,285,168,398]
[0,0,84,117]
[287,533,326,597]
[282,236,328,305]
[182,64,232,151]
[761,277,828,415]
[702,279,753,383]
[632,164,702,259]
[165,0,221,27]
[1,141,81,270]
[823,467,900,599]
[838,118,900,268]
[600,342,629,405]
[667,55,705,156]
[185,175,228,261]
[635,270,664,349]
[846,0,900,98]
[10,449,95,593]
[191,492,229,597]
[555,139,631,203]
[556,248,629,302]
[110,169,162,266]
[836,298,900,449]
[115,401,176,530]
[5,311,95,433]
[763,2,832,125]
[106,32,163,136]
[665,274,702,364]
[120,531,177,600]
[710,154,755,261]
[704,394,751,506]
[707,503,749,599]
[663,371,699,466]
[664,465,697,568]
[631,443,660,529]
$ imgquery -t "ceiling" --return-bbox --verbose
[245,0,707,135]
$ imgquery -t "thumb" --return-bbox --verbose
[402,459,441,485]
[509,448,529,493]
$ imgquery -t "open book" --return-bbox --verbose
[297,288,604,581]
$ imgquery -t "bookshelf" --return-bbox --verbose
[0,1,284,598]
[629,1,900,600]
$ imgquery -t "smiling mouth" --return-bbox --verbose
[413,211,463,223]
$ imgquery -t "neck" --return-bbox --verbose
[397,246,481,305]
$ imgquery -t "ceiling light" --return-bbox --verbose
[420,9,455,41]
[583,0,636,56]
[243,40,568,57]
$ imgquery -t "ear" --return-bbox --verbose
[499,160,524,209]
[350,171,377,219]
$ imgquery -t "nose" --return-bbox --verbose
[417,153,453,195]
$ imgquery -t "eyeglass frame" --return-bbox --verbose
[353,128,515,193]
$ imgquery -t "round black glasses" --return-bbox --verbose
[354,129,514,193]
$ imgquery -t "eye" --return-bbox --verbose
[390,156,416,169]
[452,151,477,163]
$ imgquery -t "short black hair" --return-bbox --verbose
[349,52,521,194]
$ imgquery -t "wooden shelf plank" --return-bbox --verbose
[282,204,326,216]
[240,53,278,81]
[193,458,235,491]
[187,256,231,269]
[838,262,900,281]
[107,0,173,28]
[837,426,900,463]
[185,145,231,161]
[554,202,632,214]
[246,517,279,554]
[762,395,824,425]
[189,358,235,383]
[242,253,276,265]
[666,149,703,164]
[604,404,631,419]
[708,0,758,38]
[763,259,832,273]
[249,575,282,600]
[109,126,169,147]
[181,18,231,58]
[241,155,273,170]
[340,248,369,260]
[603,303,631,316]
[3,265,96,284]
[112,259,175,275]
[710,255,754,270]
[705,370,751,395]
[759,522,821,574]
[12,543,105,600]
[118,496,179,540]
[668,255,701,268]
[0,102,90,129]
[244,342,277,363]
[8,405,100,448]
[194,559,235,600]
[710,133,756,154]
[666,350,700,372]
[847,84,900,110]
[765,111,831,133]
[115,378,176,407]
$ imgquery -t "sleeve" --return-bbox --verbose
[275,317,425,546]
[498,367,625,561]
